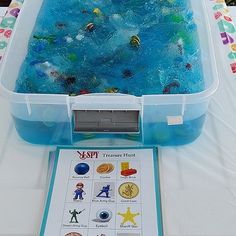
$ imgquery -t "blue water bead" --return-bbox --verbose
[32,41,46,53]
[174,56,184,63]
[54,37,66,45]
[186,10,194,21]
[187,23,197,31]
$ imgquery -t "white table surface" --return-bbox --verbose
[1,4,236,236]
[0,7,7,15]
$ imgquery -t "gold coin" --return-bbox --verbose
[97,163,115,174]
[65,233,82,236]
[97,163,109,174]
[118,182,139,199]
[106,163,114,173]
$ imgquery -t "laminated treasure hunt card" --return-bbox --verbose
[40,147,163,236]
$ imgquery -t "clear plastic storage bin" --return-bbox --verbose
[0,0,219,145]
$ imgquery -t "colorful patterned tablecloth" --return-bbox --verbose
[0,0,23,61]
[210,0,236,74]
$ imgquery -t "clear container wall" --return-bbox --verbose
[0,0,218,145]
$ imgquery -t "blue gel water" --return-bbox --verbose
[15,0,204,96]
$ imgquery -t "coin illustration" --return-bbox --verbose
[65,233,82,236]
[118,182,139,199]
[107,163,114,173]
[97,163,114,174]
[97,163,109,173]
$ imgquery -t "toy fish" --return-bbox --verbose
[86,23,95,32]
[130,35,140,47]
[185,63,192,70]
[163,80,180,94]
[122,69,133,78]
[67,53,77,62]
[63,76,76,85]
[69,93,77,96]
[105,87,119,93]
[81,9,89,14]
[79,89,90,95]
[33,35,55,44]
[34,61,60,80]
[171,14,184,23]
[93,8,102,16]
[55,22,66,29]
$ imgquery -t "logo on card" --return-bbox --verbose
[77,151,99,160]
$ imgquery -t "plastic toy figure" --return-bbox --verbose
[69,209,79,223]
[73,182,86,200]
[69,209,85,223]
[96,184,111,198]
